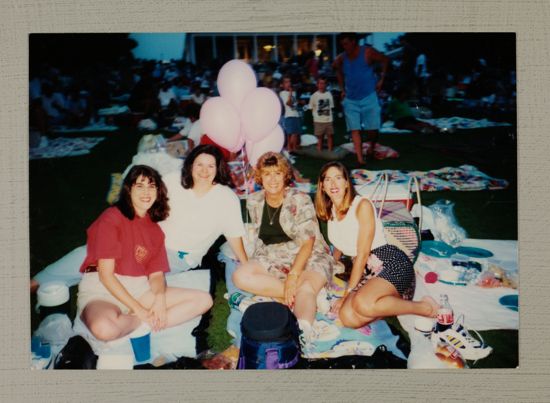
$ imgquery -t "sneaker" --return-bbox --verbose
[298,320,318,358]
[316,287,331,315]
[431,315,492,360]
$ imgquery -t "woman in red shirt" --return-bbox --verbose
[77,165,213,341]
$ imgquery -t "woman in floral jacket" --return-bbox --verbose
[232,152,335,348]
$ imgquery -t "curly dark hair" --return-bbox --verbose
[181,144,234,189]
[115,165,170,222]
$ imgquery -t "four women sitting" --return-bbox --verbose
[70,148,436,348]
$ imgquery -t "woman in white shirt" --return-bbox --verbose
[159,144,248,272]
[314,162,438,329]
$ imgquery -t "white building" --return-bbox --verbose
[184,33,373,66]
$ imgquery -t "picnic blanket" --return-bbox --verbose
[29,137,106,160]
[97,105,130,116]
[419,116,512,130]
[73,269,210,364]
[380,116,512,134]
[219,252,406,361]
[32,245,211,365]
[52,123,118,134]
[341,142,400,160]
[399,238,518,368]
[352,164,509,191]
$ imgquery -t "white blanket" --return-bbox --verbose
[399,239,518,333]
[73,269,210,364]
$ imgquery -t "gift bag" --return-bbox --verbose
[361,174,422,264]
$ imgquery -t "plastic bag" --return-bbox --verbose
[33,313,76,358]
[429,200,467,247]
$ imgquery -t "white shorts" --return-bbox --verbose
[77,272,150,315]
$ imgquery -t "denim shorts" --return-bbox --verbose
[342,92,381,131]
[283,116,302,136]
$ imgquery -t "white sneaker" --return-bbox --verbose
[431,315,493,360]
[316,287,331,315]
[298,320,317,358]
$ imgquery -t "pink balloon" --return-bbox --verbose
[217,60,257,110]
[241,87,282,143]
[228,132,246,153]
[247,125,285,166]
[199,97,241,150]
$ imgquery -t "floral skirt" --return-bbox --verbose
[252,240,333,282]
[352,244,415,300]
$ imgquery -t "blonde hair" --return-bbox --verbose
[314,161,356,221]
[254,152,294,187]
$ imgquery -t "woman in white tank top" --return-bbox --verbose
[315,162,439,329]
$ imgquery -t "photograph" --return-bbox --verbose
[28,31,518,370]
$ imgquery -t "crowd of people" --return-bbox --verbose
[30,32,515,358]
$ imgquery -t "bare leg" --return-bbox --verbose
[351,129,364,164]
[339,277,438,329]
[81,300,142,341]
[293,271,327,326]
[290,133,300,151]
[327,134,333,152]
[138,287,213,328]
[30,279,39,294]
[316,135,323,151]
[232,260,285,299]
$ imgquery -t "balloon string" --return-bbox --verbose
[239,146,250,224]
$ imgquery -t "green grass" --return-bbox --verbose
[30,113,518,365]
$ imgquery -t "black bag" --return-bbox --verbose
[237,302,300,369]
[54,335,97,369]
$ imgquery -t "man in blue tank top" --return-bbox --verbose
[333,33,390,164]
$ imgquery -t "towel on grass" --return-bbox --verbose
[352,164,508,191]
[341,142,400,160]
[29,137,106,160]
[381,117,512,134]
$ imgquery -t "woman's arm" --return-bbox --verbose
[227,236,248,264]
[346,199,375,293]
[97,258,151,324]
[332,246,343,262]
[147,271,167,332]
[285,236,315,306]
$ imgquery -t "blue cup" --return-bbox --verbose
[129,329,151,363]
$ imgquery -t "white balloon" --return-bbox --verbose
[217,60,257,110]
[247,125,285,166]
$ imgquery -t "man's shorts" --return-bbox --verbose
[342,91,381,131]
[283,116,302,136]
[313,121,334,138]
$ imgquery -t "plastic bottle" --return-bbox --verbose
[435,294,454,332]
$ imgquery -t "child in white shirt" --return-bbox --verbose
[308,76,334,151]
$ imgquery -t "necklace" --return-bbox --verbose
[265,202,283,226]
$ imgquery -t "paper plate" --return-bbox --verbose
[454,246,493,258]
[499,294,518,311]
[421,240,455,258]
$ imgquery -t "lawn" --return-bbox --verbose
[30,112,518,368]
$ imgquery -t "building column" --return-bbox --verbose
[233,34,238,59]
[191,36,196,65]
[212,36,217,60]
[293,34,298,57]
[273,35,278,63]
[313,34,316,52]
[253,35,258,63]
[332,34,337,60]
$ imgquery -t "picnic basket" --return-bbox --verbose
[358,174,422,264]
